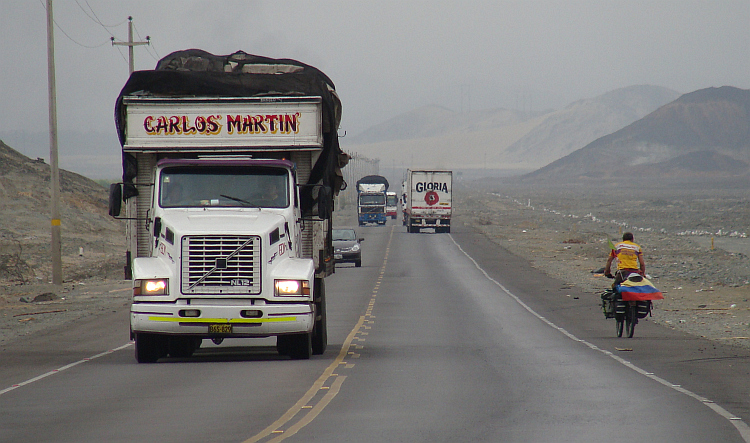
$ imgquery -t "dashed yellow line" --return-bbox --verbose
[244,225,394,442]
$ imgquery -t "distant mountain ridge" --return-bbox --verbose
[526,86,750,180]
[347,105,546,145]
[343,85,680,171]
[0,130,122,180]
[502,85,681,167]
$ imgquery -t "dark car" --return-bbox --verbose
[332,228,363,267]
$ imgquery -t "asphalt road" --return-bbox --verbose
[1,220,750,442]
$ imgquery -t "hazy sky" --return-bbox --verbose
[2,1,749,153]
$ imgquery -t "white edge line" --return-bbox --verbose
[0,342,133,396]
[449,234,750,442]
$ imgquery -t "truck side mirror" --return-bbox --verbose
[109,183,122,217]
[153,217,162,237]
[317,186,332,220]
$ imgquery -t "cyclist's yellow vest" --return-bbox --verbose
[611,240,641,270]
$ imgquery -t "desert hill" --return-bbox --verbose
[343,85,678,171]
[525,86,750,181]
[501,85,680,168]
[0,140,124,284]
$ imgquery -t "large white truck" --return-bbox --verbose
[404,170,452,233]
[108,49,347,362]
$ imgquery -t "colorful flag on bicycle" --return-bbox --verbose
[617,276,664,301]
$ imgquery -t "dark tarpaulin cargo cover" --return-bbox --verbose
[356,175,389,191]
[115,49,348,214]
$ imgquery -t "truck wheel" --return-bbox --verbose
[167,336,200,358]
[134,333,167,363]
[312,278,327,355]
[445,226,450,234]
[277,335,291,356]
[355,260,362,268]
[288,333,312,359]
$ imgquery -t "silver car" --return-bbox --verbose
[332,228,363,267]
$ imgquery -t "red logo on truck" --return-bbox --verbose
[425,191,439,205]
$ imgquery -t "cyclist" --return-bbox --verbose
[604,232,646,288]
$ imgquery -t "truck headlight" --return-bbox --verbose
[274,279,310,296]
[134,279,168,295]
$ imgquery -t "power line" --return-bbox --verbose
[133,22,160,61]
[79,0,128,28]
[37,0,115,49]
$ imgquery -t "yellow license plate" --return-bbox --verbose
[208,324,233,334]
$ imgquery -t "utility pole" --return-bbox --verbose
[112,17,149,280]
[46,0,62,287]
[111,16,150,74]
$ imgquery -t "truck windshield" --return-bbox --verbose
[359,194,385,205]
[386,194,398,206]
[160,165,289,208]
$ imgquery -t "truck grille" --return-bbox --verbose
[181,235,262,295]
[360,206,384,213]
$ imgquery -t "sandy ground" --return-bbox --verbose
[2,177,750,350]
[456,179,750,349]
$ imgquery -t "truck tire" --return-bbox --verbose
[276,335,291,356]
[134,333,167,363]
[288,333,312,359]
[312,278,327,355]
[355,259,362,268]
[168,336,200,358]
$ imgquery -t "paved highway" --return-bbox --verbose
[1,221,749,442]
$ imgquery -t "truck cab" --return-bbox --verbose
[386,191,398,219]
[109,49,345,363]
[357,183,387,226]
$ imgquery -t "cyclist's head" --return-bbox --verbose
[623,232,634,241]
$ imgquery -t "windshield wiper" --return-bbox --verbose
[220,194,259,207]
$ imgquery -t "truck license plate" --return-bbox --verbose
[208,324,232,334]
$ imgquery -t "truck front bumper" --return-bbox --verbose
[359,214,386,223]
[409,217,450,227]
[131,302,314,337]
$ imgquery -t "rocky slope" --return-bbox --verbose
[0,140,124,285]
[526,86,750,180]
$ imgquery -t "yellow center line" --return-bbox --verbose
[244,225,394,442]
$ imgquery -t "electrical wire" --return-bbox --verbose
[133,22,160,61]
[80,0,128,29]
[37,0,118,49]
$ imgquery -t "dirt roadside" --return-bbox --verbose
[2,177,749,351]
[455,179,750,349]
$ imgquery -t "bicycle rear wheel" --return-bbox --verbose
[626,304,637,338]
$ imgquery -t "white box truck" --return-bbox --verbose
[404,170,452,233]
[108,49,347,362]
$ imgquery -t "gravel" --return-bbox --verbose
[455,177,750,348]
[3,176,750,350]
